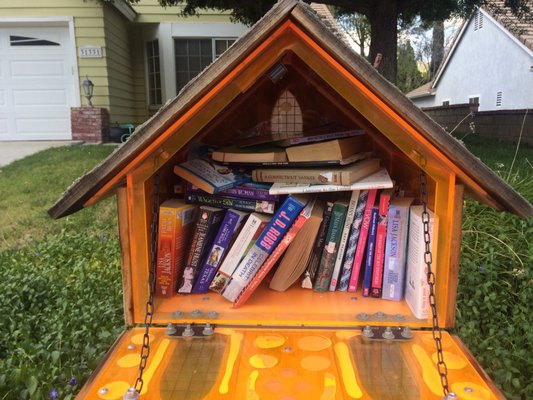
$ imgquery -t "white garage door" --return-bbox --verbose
[0,26,76,140]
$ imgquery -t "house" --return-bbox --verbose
[408,1,533,111]
[0,0,248,141]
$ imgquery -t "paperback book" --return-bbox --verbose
[188,183,279,202]
[185,193,276,214]
[362,207,379,297]
[285,135,368,162]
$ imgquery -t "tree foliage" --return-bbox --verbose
[397,39,425,93]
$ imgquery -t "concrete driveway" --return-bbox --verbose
[0,141,72,167]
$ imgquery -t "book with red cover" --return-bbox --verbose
[370,188,395,298]
[347,189,378,292]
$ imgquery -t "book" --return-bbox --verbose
[155,200,197,298]
[273,129,365,147]
[285,136,368,162]
[233,199,322,307]
[252,158,380,186]
[215,152,372,168]
[191,209,248,294]
[174,159,251,194]
[212,145,287,163]
[370,188,395,298]
[268,167,393,194]
[188,183,279,202]
[177,206,225,293]
[185,193,276,214]
[361,207,379,297]
[269,199,324,292]
[221,195,308,302]
[337,190,369,291]
[405,205,439,319]
[328,190,360,291]
[209,213,271,294]
[301,201,333,289]
[313,200,349,292]
[347,189,378,292]
[382,197,414,301]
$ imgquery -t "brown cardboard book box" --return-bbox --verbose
[49,1,532,399]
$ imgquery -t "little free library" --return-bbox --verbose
[50,1,532,399]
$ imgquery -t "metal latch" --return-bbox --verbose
[165,322,215,338]
[361,325,414,340]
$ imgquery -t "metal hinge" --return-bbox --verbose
[361,325,414,340]
[165,322,215,338]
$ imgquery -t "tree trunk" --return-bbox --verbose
[430,20,445,79]
[368,0,398,83]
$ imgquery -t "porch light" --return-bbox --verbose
[82,75,94,107]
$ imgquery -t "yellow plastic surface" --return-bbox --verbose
[78,327,502,399]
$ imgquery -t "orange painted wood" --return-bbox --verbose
[117,187,134,325]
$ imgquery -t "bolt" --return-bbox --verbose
[375,311,386,320]
[202,323,214,336]
[207,310,219,319]
[382,326,395,340]
[173,310,183,318]
[127,344,136,350]
[191,309,202,318]
[401,326,413,339]
[283,346,292,353]
[444,393,458,399]
[394,314,406,321]
[165,322,176,336]
[464,387,473,393]
[99,388,109,395]
[357,313,369,321]
[182,324,195,337]
[123,387,139,399]
[362,326,374,338]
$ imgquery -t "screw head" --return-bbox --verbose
[382,326,395,340]
[191,309,202,317]
[99,387,109,395]
[357,313,369,321]
[362,325,374,338]
[182,324,195,337]
[207,310,219,319]
[127,344,136,350]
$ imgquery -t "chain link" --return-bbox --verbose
[420,171,450,397]
[134,173,160,395]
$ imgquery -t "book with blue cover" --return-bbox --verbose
[361,207,379,297]
[222,194,308,302]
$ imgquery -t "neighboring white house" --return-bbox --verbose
[408,2,533,111]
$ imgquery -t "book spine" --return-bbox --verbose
[337,190,369,291]
[209,215,269,294]
[234,211,309,307]
[253,169,343,185]
[186,193,275,214]
[348,189,378,292]
[192,210,245,293]
[155,207,176,298]
[313,203,348,292]
[370,192,393,298]
[189,184,279,202]
[222,196,306,302]
[301,202,333,289]
[278,129,365,146]
[329,190,360,291]
[362,208,379,297]
[382,205,410,301]
[177,208,224,293]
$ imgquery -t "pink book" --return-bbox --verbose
[347,189,378,292]
[233,201,313,308]
[370,189,395,298]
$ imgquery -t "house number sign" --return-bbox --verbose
[79,46,103,58]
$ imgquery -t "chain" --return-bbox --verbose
[133,173,160,395]
[420,171,450,397]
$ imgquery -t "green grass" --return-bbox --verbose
[0,138,531,399]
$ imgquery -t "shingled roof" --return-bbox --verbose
[49,0,533,219]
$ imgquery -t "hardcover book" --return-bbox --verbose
[234,198,321,307]
[313,200,349,292]
[347,189,378,292]
[405,205,439,319]
[173,159,251,194]
[301,201,333,289]
[273,129,365,147]
[155,200,197,298]
[221,195,308,302]
[337,190,369,291]
[212,145,287,163]
[185,193,276,214]
[192,209,248,293]
[252,158,380,185]
[382,197,414,301]
[209,213,270,294]
[188,183,279,202]
[269,198,324,292]
[268,167,393,194]
[370,188,395,298]
[328,190,360,291]
[177,206,225,293]
[285,135,368,162]
[362,207,379,297]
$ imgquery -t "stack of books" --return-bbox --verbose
[156,129,436,319]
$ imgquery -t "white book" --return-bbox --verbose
[328,190,360,291]
[268,168,393,195]
[404,205,439,320]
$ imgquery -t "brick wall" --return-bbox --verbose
[71,107,110,143]
[422,104,533,145]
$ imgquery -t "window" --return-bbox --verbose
[10,35,60,46]
[442,100,450,106]
[496,91,503,107]
[474,11,484,31]
[175,38,236,92]
[469,96,479,105]
[146,40,162,106]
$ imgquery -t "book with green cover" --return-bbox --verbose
[313,200,349,292]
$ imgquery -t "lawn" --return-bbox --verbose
[0,137,531,399]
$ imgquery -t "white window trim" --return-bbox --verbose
[468,95,481,105]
